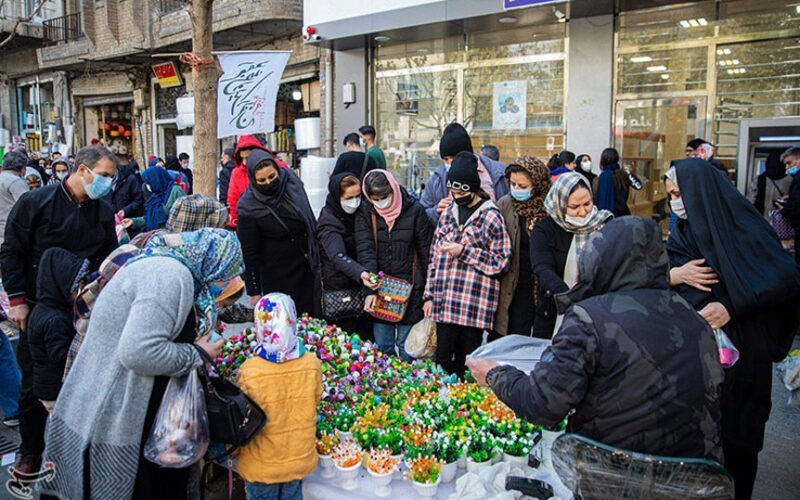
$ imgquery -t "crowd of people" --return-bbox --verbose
[0,120,797,500]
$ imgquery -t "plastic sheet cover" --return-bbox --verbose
[551,434,734,500]
[467,335,551,374]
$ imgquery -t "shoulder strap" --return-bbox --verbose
[371,212,378,250]
[769,177,785,196]
[360,152,371,181]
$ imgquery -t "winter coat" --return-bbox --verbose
[529,217,572,338]
[219,160,235,205]
[489,217,723,461]
[27,248,88,402]
[0,181,118,304]
[227,135,287,228]
[420,154,508,225]
[236,353,322,484]
[355,189,433,325]
[781,174,800,263]
[424,200,511,330]
[495,195,525,335]
[317,205,366,291]
[103,164,144,217]
[42,256,203,500]
[0,171,28,248]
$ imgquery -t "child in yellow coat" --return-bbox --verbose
[236,293,322,500]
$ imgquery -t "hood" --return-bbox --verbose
[234,134,268,167]
[765,151,786,181]
[556,217,668,312]
[116,163,132,182]
[164,155,181,171]
[36,247,90,309]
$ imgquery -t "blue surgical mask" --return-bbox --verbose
[81,168,113,199]
[788,166,800,176]
[510,187,532,202]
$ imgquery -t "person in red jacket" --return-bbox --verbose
[226,135,286,228]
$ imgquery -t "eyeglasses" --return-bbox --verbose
[446,180,471,192]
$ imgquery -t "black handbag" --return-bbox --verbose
[322,286,369,320]
[192,345,266,459]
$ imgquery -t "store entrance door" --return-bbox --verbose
[614,97,707,229]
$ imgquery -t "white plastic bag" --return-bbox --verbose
[467,335,551,374]
[405,318,437,359]
[143,370,209,468]
[776,351,800,407]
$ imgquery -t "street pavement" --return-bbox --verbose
[1,334,798,500]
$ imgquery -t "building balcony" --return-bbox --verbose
[42,12,84,45]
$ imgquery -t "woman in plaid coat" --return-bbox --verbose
[423,151,512,377]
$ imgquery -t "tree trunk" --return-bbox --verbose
[190,0,218,197]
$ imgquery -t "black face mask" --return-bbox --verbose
[454,194,474,206]
[255,179,280,195]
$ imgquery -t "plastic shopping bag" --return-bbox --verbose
[776,350,800,407]
[405,318,437,359]
[144,369,209,468]
[114,212,130,245]
[467,335,551,374]
[713,329,739,368]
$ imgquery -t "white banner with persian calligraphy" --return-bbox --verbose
[216,51,292,138]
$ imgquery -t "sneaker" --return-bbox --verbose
[2,415,19,427]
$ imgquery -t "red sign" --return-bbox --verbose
[153,62,182,88]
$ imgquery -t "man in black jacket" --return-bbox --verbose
[0,145,118,477]
[468,217,724,461]
[779,146,800,264]
[103,161,144,218]
[219,147,235,205]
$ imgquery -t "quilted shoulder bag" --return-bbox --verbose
[769,180,795,241]
[369,213,417,323]
[322,285,369,320]
[192,345,266,460]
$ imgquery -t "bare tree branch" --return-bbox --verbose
[0,0,49,49]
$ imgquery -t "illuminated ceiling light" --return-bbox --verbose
[688,19,699,27]
[680,20,691,28]
[723,48,731,55]
[739,68,747,74]
[716,48,732,55]
[727,69,735,75]
[661,74,670,80]
[499,16,518,24]
[796,5,800,14]
[698,18,708,26]
[718,60,727,66]
[647,65,667,72]
[292,89,302,101]
[732,59,740,65]
[630,56,653,63]
[374,35,391,42]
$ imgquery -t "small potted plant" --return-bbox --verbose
[332,440,362,490]
[434,433,462,483]
[503,433,533,466]
[333,408,358,440]
[366,448,400,498]
[316,432,339,479]
[405,455,443,499]
[466,432,498,473]
[377,427,405,478]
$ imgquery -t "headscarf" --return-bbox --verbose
[131,228,244,338]
[332,151,377,180]
[25,167,42,181]
[324,173,358,233]
[764,151,786,181]
[507,156,550,233]
[253,293,305,363]
[164,155,181,172]
[362,169,403,232]
[141,166,175,231]
[596,162,620,212]
[544,172,613,253]
[167,194,229,233]
[148,157,163,168]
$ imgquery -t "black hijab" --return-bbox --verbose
[324,172,357,233]
[332,151,377,180]
[666,158,800,358]
[764,151,786,181]
[164,155,181,172]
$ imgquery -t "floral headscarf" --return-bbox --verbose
[506,155,551,233]
[253,293,305,363]
[544,172,613,253]
[131,228,244,337]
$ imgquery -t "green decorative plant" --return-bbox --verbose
[466,432,498,463]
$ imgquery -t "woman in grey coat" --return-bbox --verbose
[42,228,243,500]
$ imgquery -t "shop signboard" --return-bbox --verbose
[492,80,527,131]
[153,62,183,89]
[216,51,291,138]
[504,0,561,10]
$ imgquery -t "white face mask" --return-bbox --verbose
[374,195,393,210]
[45,168,53,175]
[565,206,598,228]
[670,198,687,219]
[56,172,68,181]
[341,197,361,214]
[581,161,592,172]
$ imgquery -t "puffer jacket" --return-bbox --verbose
[226,134,287,227]
[424,200,511,330]
[236,353,322,484]
[27,247,88,401]
[354,189,433,325]
[488,217,723,461]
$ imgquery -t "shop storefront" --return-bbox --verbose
[15,73,70,155]
[82,94,137,162]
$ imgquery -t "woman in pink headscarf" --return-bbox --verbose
[354,170,434,361]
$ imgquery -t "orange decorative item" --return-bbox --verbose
[117,125,125,134]
[109,130,120,138]
[123,130,132,138]
[103,123,111,131]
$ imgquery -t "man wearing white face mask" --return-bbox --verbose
[317,173,379,340]
[0,145,118,479]
[529,172,613,338]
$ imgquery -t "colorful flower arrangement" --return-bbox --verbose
[316,432,339,456]
[367,448,400,475]
[466,430,500,463]
[405,455,444,484]
[332,440,362,468]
